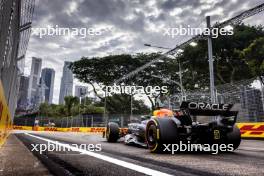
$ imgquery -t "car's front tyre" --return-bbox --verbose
[106,122,120,142]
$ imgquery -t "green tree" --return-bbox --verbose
[240,37,264,84]
[177,24,264,90]
[70,24,264,109]
[64,96,79,116]
[70,53,181,109]
[94,94,150,114]
[82,105,104,114]
[39,102,50,116]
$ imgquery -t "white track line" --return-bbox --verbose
[24,133,173,176]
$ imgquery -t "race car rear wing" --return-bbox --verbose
[180,102,238,117]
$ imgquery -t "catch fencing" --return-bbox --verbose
[166,77,264,122]
[13,113,145,128]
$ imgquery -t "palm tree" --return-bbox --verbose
[64,96,79,116]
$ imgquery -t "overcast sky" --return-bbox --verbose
[24,0,264,104]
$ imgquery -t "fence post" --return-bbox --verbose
[259,77,264,118]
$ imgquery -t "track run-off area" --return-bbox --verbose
[12,130,264,176]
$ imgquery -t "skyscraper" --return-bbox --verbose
[75,85,88,98]
[17,75,29,110]
[28,57,42,108]
[75,85,88,103]
[40,68,55,104]
[59,61,73,104]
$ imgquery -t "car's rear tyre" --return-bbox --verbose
[106,122,119,142]
[226,125,241,150]
[146,118,178,153]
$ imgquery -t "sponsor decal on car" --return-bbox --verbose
[214,130,220,139]
[186,102,232,111]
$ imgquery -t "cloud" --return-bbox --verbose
[25,0,264,104]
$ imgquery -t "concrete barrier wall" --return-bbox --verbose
[0,81,12,147]
[237,123,264,138]
[13,126,107,133]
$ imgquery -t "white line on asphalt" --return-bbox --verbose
[24,133,173,176]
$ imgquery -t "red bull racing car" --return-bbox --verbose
[104,102,241,153]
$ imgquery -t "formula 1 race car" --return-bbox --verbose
[104,102,241,153]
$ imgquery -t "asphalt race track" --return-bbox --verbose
[14,131,264,176]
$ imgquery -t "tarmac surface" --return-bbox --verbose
[6,131,264,176]
[0,134,51,176]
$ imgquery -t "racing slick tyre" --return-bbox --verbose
[226,125,241,150]
[146,118,178,153]
[106,122,119,142]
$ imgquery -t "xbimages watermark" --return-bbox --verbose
[163,25,234,38]
[31,142,102,154]
[32,25,113,38]
[105,84,168,96]
[163,141,234,154]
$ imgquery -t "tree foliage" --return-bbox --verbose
[39,96,104,118]
[240,37,264,84]
[94,94,150,114]
[64,96,79,116]
[70,24,264,109]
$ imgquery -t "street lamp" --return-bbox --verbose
[190,42,198,47]
[224,25,233,31]
[144,43,172,50]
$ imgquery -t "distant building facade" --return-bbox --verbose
[59,61,73,104]
[41,68,55,104]
[75,85,88,98]
[17,76,29,110]
[28,57,42,108]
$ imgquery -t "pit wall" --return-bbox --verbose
[0,82,12,147]
[13,123,264,139]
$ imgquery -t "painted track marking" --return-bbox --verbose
[24,133,173,176]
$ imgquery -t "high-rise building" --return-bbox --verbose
[28,57,42,108]
[59,61,73,104]
[75,85,88,98]
[40,68,55,104]
[17,76,29,110]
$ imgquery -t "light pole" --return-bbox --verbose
[104,88,107,119]
[130,94,133,120]
[153,75,186,104]
[167,54,184,101]
[144,43,185,100]
[178,58,184,101]
[206,16,216,103]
